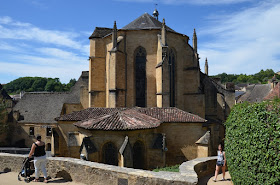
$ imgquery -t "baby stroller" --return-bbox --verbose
[18,157,35,183]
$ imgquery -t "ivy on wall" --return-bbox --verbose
[225,99,280,185]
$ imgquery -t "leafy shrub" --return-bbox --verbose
[225,100,280,185]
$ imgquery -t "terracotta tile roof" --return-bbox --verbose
[134,107,206,123]
[58,107,206,131]
[74,109,161,130]
[57,107,126,121]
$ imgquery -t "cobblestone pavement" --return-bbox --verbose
[0,172,85,185]
[199,171,233,185]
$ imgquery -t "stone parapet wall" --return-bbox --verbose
[0,153,217,185]
[180,156,217,183]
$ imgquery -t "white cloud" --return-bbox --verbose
[115,0,253,5]
[36,47,84,60]
[0,16,90,83]
[198,0,280,75]
[0,61,87,83]
[0,16,85,50]
[0,41,21,52]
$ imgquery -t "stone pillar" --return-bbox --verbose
[108,21,118,108]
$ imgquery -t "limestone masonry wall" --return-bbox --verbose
[0,153,216,185]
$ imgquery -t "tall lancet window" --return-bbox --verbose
[135,47,147,107]
[169,49,176,107]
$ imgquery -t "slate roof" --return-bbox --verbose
[58,107,207,131]
[89,27,113,39]
[0,84,12,100]
[14,92,70,124]
[264,83,280,100]
[237,84,272,103]
[14,71,89,124]
[121,13,176,33]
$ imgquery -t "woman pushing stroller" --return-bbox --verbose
[28,135,48,183]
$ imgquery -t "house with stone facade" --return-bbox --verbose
[12,71,89,150]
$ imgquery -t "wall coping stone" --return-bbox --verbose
[180,156,217,180]
[0,153,217,185]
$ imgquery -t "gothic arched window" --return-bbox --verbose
[169,49,176,107]
[135,47,147,107]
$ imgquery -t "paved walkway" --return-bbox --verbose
[0,171,232,185]
[0,172,85,185]
[199,171,233,185]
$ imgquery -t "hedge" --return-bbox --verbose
[225,100,280,185]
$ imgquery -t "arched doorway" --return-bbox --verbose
[102,142,118,166]
[46,143,51,151]
[133,141,145,169]
[135,46,147,107]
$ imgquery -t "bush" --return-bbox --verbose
[225,100,280,185]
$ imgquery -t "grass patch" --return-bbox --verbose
[153,164,180,172]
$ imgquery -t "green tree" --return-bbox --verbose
[65,78,77,91]
[31,77,48,91]
[236,74,248,83]
[44,78,63,92]
[4,77,74,94]
[211,69,276,85]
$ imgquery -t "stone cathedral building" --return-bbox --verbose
[87,12,234,120]
[57,11,235,168]
[12,11,235,170]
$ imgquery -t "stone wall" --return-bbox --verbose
[180,156,217,184]
[0,153,217,185]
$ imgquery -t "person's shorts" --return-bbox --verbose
[216,161,224,166]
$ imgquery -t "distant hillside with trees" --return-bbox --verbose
[3,77,76,94]
[211,69,279,84]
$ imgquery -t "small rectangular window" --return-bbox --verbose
[29,127,34,136]
[46,128,52,137]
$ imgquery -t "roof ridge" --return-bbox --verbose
[121,13,176,32]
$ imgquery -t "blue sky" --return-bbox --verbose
[0,0,279,84]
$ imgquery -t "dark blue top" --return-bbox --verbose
[34,143,46,157]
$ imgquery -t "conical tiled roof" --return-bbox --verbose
[59,107,207,131]
[74,109,161,130]
[121,13,176,32]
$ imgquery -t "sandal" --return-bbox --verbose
[33,179,39,182]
